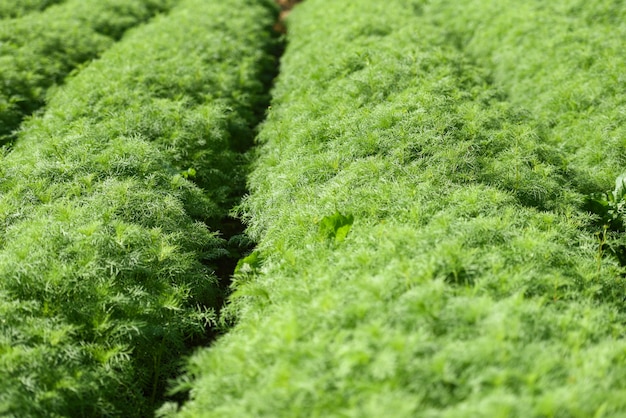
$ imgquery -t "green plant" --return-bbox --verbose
[587,174,626,232]
[318,210,354,244]
[586,174,626,268]
[0,0,278,415]
[171,1,626,417]
[0,0,63,18]
[424,0,626,196]
[0,0,179,144]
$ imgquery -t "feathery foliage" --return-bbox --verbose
[0,0,277,416]
[171,1,626,417]
[425,0,626,196]
[0,0,179,144]
[0,0,64,18]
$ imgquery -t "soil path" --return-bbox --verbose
[274,0,302,33]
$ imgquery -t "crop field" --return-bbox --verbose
[1,0,625,417]
[0,0,277,415]
[0,0,183,144]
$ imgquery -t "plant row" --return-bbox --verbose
[171,0,626,416]
[0,0,179,144]
[427,0,626,196]
[0,0,277,416]
[0,0,64,18]
[425,0,626,265]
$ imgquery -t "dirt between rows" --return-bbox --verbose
[274,0,303,33]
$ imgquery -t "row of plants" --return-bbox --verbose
[170,0,626,416]
[0,0,64,18]
[0,0,278,416]
[429,0,626,195]
[0,0,179,144]
[424,0,626,271]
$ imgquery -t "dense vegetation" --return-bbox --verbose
[0,0,178,144]
[170,0,626,417]
[429,0,626,195]
[0,0,277,416]
[0,0,64,18]
[2,0,625,416]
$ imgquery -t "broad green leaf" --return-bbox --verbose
[319,210,354,243]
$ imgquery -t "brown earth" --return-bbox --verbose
[274,0,303,33]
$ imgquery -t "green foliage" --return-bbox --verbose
[171,1,626,417]
[319,211,354,244]
[424,0,626,195]
[0,0,179,144]
[586,174,626,267]
[234,251,263,275]
[0,0,63,18]
[588,174,626,232]
[0,0,277,416]
[424,0,626,288]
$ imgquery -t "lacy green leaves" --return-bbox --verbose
[0,0,278,415]
[172,1,626,417]
[0,0,178,145]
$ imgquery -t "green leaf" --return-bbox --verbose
[319,211,354,243]
[234,250,262,274]
[614,173,626,200]
[181,167,196,179]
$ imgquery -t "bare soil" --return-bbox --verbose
[274,0,303,33]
